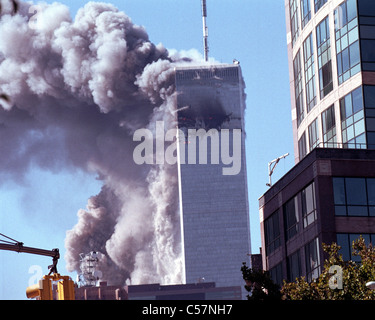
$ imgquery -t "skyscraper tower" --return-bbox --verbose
[286,0,375,163]
[174,63,251,290]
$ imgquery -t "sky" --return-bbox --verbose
[0,0,294,299]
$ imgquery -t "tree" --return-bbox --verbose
[241,262,282,300]
[282,236,375,300]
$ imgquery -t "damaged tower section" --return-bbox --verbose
[175,64,251,291]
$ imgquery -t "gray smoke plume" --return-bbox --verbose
[0,1,205,285]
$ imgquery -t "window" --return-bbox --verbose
[337,233,375,261]
[301,182,317,228]
[290,0,300,47]
[269,263,283,287]
[288,250,301,281]
[284,196,299,240]
[322,105,336,147]
[333,177,375,216]
[265,211,281,256]
[305,238,321,282]
[364,85,375,148]
[340,87,366,148]
[294,51,305,127]
[301,0,311,28]
[303,33,317,112]
[298,132,307,160]
[361,40,375,70]
[335,0,360,84]
[316,16,333,99]
[358,0,375,16]
[314,0,327,13]
[308,117,320,151]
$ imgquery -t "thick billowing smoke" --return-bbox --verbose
[0,1,205,285]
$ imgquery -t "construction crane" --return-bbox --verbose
[0,233,75,300]
[0,233,60,275]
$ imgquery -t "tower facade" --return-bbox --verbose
[174,64,251,290]
[286,0,375,163]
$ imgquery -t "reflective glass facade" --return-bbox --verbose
[287,0,375,162]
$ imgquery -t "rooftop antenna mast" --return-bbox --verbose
[266,153,289,187]
[201,0,209,61]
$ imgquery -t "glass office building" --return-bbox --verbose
[286,0,375,163]
[258,1,375,286]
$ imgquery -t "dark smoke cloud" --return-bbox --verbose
[0,1,205,285]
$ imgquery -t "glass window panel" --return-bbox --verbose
[350,63,361,76]
[303,185,313,213]
[354,109,364,122]
[265,213,280,255]
[367,118,375,131]
[347,206,368,216]
[349,234,364,262]
[343,129,348,142]
[361,40,375,63]
[305,238,320,282]
[342,35,349,51]
[335,205,347,216]
[347,116,354,127]
[337,234,350,261]
[362,234,371,245]
[288,251,301,281]
[347,0,357,22]
[354,119,365,136]
[340,97,346,119]
[333,177,346,205]
[298,132,307,159]
[336,3,348,30]
[366,109,375,117]
[355,133,366,147]
[290,0,300,46]
[364,85,375,108]
[352,87,363,113]
[367,179,375,205]
[323,62,333,91]
[337,53,343,75]
[337,39,341,53]
[317,17,329,46]
[345,91,353,116]
[360,26,375,40]
[347,125,355,141]
[315,0,327,13]
[369,206,375,216]
[358,0,375,17]
[348,27,358,45]
[349,41,360,67]
[342,48,350,72]
[343,70,351,82]
[269,263,283,287]
[301,0,311,28]
[346,178,367,205]
[367,132,375,149]
[284,196,299,240]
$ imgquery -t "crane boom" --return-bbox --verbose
[0,241,60,275]
[0,243,59,258]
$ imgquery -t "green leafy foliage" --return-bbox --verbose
[241,262,282,300]
[281,237,375,300]
[242,237,375,300]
